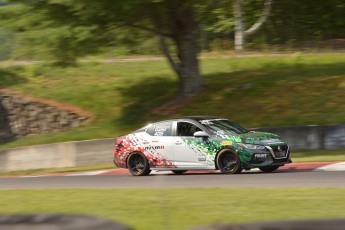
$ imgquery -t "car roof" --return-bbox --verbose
[153,116,227,123]
[134,116,229,133]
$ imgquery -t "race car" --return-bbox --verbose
[113,116,291,176]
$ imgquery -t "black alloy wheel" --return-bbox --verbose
[216,149,242,174]
[127,152,151,176]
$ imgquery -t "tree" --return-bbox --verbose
[233,0,272,50]
[201,0,273,51]
[203,0,345,51]
[0,0,221,107]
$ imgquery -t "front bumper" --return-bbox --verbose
[241,145,291,169]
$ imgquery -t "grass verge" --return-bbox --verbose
[292,149,345,162]
[0,188,344,230]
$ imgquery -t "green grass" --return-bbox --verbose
[293,149,345,162]
[0,188,344,230]
[0,52,344,148]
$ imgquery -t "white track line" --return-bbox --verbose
[66,170,111,176]
[314,162,345,172]
[20,175,47,178]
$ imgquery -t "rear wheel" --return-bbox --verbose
[259,165,280,173]
[216,149,242,174]
[127,152,151,176]
[172,170,187,175]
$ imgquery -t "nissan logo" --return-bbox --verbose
[277,146,282,151]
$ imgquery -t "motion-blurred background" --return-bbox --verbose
[0,0,344,146]
[0,0,344,230]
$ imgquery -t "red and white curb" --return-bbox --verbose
[98,161,345,175]
[7,161,344,178]
[314,162,345,171]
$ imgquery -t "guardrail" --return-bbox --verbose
[252,124,345,150]
[0,138,114,172]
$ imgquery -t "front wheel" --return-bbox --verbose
[259,165,280,173]
[127,152,151,176]
[216,149,242,174]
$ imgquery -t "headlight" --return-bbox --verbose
[239,143,266,150]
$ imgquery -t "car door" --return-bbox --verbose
[172,121,211,169]
[142,121,174,167]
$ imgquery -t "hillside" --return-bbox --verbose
[0,53,344,147]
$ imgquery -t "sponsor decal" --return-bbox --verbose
[155,127,167,132]
[144,146,165,150]
[200,119,223,125]
[154,127,167,136]
[265,139,284,144]
[216,130,225,135]
[221,141,232,145]
[254,153,267,159]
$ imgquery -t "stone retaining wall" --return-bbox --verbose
[0,90,91,141]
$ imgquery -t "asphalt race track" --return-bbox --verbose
[1,162,344,189]
[1,171,345,189]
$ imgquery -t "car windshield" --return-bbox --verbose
[198,119,249,135]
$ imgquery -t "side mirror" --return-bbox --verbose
[193,131,210,138]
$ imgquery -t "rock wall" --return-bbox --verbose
[0,90,91,141]
[0,102,13,140]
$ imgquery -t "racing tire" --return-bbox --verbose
[171,170,187,175]
[216,149,242,174]
[259,165,280,173]
[127,152,151,176]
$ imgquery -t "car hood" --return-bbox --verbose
[237,131,286,145]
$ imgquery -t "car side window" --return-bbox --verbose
[144,125,155,135]
[177,122,202,136]
[146,121,172,136]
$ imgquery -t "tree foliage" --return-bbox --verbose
[0,0,216,103]
[0,1,119,62]
[204,0,345,49]
[0,0,344,104]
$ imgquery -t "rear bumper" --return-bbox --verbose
[113,157,126,168]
